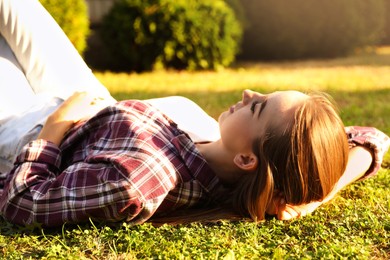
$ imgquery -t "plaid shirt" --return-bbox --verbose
[0,100,222,227]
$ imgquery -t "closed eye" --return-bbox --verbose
[250,101,259,113]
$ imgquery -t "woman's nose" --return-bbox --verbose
[242,89,254,105]
[242,89,264,105]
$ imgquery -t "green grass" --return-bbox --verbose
[1,49,390,259]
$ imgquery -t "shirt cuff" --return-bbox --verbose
[345,126,390,180]
[15,139,62,170]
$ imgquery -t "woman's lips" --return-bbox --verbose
[230,106,234,113]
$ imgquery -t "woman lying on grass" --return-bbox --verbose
[0,0,389,227]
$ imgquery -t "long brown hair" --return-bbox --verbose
[230,93,349,221]
[151,93,349,224]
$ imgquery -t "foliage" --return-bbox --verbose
[224,0,247,28]
[239,0,386,60]
[100,0,242,72]
[39,0,90,55]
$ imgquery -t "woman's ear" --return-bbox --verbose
[233,153,258,172]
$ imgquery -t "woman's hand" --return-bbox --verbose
[37,92,110,146]
[266,190,321,220]
[267,145,375,220]
[276,201,322,220]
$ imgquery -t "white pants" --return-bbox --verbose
[0,0,220,173]
[0,0,113,105]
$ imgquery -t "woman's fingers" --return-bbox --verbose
[51,92,110,123]
[37,92,111,145]
[277,201,323,220]
[277,204,300,220]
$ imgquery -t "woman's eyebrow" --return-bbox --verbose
[258,99,268,118]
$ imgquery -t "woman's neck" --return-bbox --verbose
[196,141,242,184]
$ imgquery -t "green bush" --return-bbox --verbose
[39,0,90,55]
[100,0,242,72]
[239,0,386,60]
[224,0,247,28]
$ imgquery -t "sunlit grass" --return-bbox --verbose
[97,46,390,95]
[97,63,390,96]
[1,49,389,259]
[96,49,390,132]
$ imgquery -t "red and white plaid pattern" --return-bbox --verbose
[0,99,388,227]
[0,100,221,227]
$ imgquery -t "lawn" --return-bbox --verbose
[1,49,389,259]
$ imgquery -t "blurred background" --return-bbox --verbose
[40,0,390,72]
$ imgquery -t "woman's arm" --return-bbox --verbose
[0,95,174,227]
[0,93,130,227]
[38,92,111,145]
[0,139,147,227]
[268,126,389,220]
[273,146,372,220]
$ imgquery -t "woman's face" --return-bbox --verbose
[218,90,309,155]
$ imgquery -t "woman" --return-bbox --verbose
[0,0,388,227]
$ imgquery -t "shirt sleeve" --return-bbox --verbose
[345,126,390,180]
[0,139,166,227]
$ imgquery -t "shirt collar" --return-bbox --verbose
[170,133,223,194]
